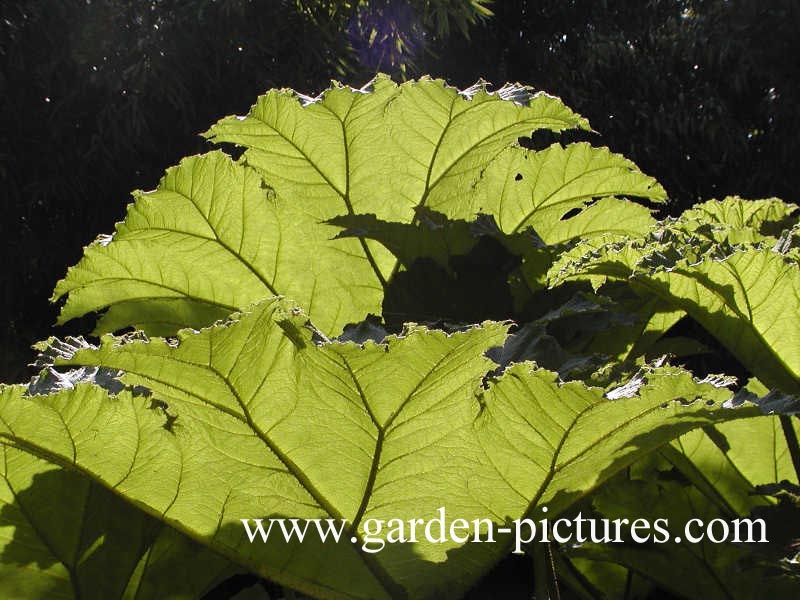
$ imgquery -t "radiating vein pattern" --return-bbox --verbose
[1,299,757,599]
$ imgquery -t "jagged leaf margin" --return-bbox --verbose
[52,76,592,337]
[0,298,762,599]
[549,207,800,394]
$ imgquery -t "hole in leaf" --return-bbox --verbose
[560,207,582,221]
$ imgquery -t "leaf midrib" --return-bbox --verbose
[173,170,280,297]
[341,332,489,542]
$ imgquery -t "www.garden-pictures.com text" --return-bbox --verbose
[241,506,769,554]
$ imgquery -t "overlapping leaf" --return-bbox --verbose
[564,418,800,600]
[550,226,800,393]
[0,299,760,599]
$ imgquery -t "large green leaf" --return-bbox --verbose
[54,76,590,336]
[0,299,760,599]
[206,75,589,228]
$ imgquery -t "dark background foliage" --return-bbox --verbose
[433,0,800,207]
[2,0,798,387]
